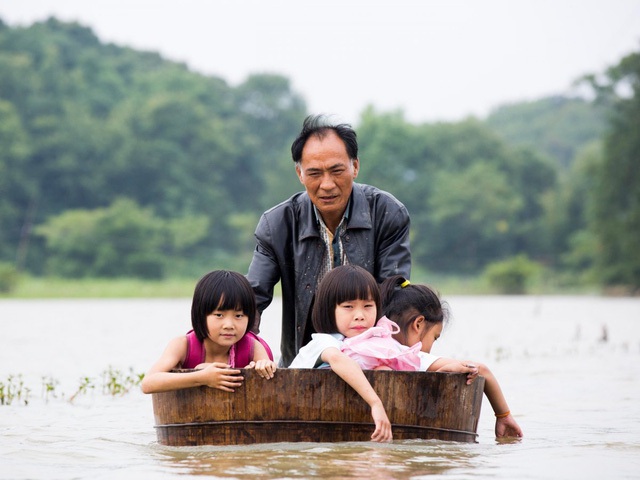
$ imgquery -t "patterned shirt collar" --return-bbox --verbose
[314,199,351,281]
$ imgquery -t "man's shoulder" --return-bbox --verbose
[354,183,406,209]
[262,191,309,217]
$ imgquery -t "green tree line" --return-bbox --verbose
[0,18,638,292]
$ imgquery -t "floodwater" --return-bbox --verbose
[1,295,639,479]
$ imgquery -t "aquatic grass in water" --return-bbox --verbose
[68,376,96,403]
[0,374,31,405]
[41,375,60,403]
[0,368,144,406]
[102,366,145,396]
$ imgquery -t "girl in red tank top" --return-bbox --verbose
[141,270,276,394]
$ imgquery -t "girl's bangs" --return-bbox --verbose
[214,291,244,312]
[335,273,377,304]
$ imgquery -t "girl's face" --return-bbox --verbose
[335,297,377,338]
[419,323,443,354]
[205,308,249,347]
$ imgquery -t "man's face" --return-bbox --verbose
[295,130,359,229]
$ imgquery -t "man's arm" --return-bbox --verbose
[375,201,411,280]
[246,215,281,331]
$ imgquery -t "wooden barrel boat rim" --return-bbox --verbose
[154,420,479,441]
[152,369,484,445]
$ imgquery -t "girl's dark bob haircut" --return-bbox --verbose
[191,270,258,341]
[312,265,381,334]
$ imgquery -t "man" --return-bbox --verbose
[247,114,411,366]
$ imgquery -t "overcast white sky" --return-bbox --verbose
[1,0,639,124]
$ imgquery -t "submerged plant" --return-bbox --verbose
[0,375,31,406]
[68,376,96,403]
[102,366,144,396]
[1,367,144,406]
[41,375,60,403]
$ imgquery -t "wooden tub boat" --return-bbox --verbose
[151,369,485,446]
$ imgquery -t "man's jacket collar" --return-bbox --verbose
[297,183,372,240]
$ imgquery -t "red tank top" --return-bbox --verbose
[182,330,274,369]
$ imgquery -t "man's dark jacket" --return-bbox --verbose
[247,182,411,367]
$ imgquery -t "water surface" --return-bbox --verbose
[1,296,639,479]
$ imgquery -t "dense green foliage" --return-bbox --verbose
[0,261,19,292]
[0,18,305,277]
[35,198,210,278]
[0,18,637,292]
[582,50,640,289]
[483,255,541,295]
[486,96,607,169]
[356,109,559,273]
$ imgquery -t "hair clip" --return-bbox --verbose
[400,279,410,288]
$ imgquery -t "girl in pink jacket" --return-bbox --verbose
[380,275,523,439]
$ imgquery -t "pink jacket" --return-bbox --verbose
[341,316,422,371]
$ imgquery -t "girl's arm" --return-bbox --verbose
[247,339,278,379]
[140,336,244,393]
[321,347,392,442]
[427,358,523,438]
[475,363,523,438]
[428,357,479,384]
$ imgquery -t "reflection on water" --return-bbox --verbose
[153,440,479,478]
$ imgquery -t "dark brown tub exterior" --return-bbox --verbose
[151,369,485,446]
